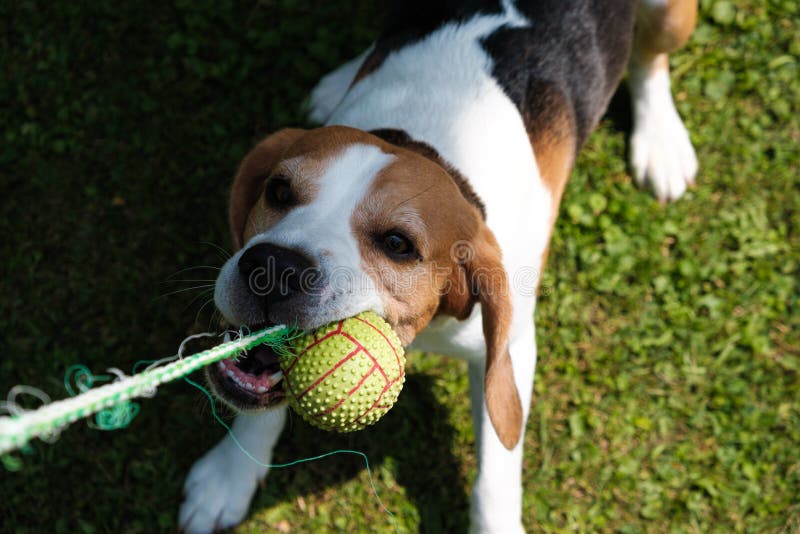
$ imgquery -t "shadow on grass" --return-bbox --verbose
[253,372,471,532]
[604,82,633,135]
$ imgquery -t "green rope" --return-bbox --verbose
[0,325,398,530]
[63,365,139,430]
[0,325,291,456]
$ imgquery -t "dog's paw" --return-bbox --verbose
[629,69,698,203]
[178,442,265,533]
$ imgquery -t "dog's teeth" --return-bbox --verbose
[256,386,268,393]
[271,371,283,383]
[245,383,254,390]
[223,331,231,343]
[226,370,235,378]
[218,362,225,369]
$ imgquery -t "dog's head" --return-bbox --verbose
[209,126,522,449]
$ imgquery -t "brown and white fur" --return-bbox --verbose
[179,0,698,532]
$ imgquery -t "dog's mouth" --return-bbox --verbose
[206,325,287,410]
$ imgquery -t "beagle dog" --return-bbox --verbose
[179,0,698,532]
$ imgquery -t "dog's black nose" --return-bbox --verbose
[237,243,317,300]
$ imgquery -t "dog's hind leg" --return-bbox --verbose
[308,47,372,124]
[628,0,698,202]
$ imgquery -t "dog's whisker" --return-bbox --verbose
[390,183,437,212]
[199,241,232,261]
[194,297,216,327]
[161,279,218,284]
[207,308,223,332]
[157,285,215,300]
[166,265,222,280]
[183,289,216,314]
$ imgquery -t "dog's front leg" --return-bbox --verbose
[179,407,287,533]
[468,327,537,534]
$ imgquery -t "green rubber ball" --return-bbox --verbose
[282,311,406,432]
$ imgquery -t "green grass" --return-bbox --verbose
[1,1,798,532]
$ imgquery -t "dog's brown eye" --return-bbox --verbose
[265,176,294,207]
[380,232,416,260]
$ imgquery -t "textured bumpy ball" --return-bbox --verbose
[282,312,406,432]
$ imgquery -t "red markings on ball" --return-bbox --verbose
[283,320,344,375]
[285,317,404,430]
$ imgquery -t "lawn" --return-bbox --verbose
[1,1,798,532]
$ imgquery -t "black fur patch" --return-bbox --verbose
[482,0,635,147]
[369,128,487,219]
[368,0,635,148]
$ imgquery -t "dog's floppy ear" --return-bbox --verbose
[442,226,524,450]
[229,128,307,250]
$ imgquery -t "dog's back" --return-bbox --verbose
[371,0,635,146]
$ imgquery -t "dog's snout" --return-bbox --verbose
[237,243,317,299]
